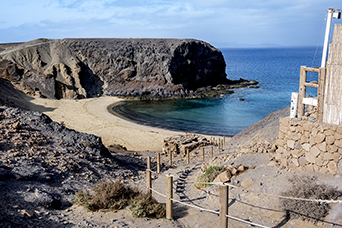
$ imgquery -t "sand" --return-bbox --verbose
[27,96,187,152]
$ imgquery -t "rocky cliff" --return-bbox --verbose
[0,38,229,99]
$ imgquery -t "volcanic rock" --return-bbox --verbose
[0,38,230,99]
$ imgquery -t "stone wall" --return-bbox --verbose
[275,117,342,175]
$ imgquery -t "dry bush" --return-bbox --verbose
[75,181,139,211]
[281,175,341,223]
[75,181,165,218]
[129,193,166,218]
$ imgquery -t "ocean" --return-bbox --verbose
[111,47,323,136]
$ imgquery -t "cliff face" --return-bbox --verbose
[0,38,227,99]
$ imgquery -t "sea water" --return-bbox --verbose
[112,47,323,136]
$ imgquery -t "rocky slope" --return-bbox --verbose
[0,38,233,99]
[0,104,148,227]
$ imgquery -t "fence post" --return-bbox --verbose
[146,157,152,196]
[186,149,190,164]
[166,175,173,219]
[169,151,172,167]
[211,147,213,157]
[157,153,160,173]
[218,142,221,154]
[219,184,229,228]
[202,148,204,161]
[298,66,307,118]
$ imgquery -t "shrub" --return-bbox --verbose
[75,181,138,211]
[75,181,165,218]
[129,193,166,218]
[281,175,341,223]
[194,165,223,189]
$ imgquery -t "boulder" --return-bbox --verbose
[35,188,61,209]
[241,178,253,188]
[213,170,231,183]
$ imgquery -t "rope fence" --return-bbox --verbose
[194,181,342,204]
[144,138,342,228]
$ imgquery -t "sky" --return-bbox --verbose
[0,0,341,48]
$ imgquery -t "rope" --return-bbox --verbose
[147,169,179,178]
[149,188,166,198]
[149,185,271,228]
[170,197,219,214]
[226,214,271,228]
[194,181,342,204]
[311,13,326,67]
[194,181,225,185]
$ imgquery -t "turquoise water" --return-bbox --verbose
[112,47,323,136]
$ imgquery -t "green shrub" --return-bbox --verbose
[194,165,224,189]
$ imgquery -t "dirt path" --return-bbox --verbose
[141,143,342,228]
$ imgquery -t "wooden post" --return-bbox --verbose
[218,142,221,154]
[166,175,173,220]
[147,156,151,169]
[317,67,326,122]
[298,66,307,118]
[186,149,190,164]
[202,148,204,161]
[169,151,172,167]
[211,147,213,157]
[219,184,229,228]
[223,136,225,144]
[146,157,152,196]
[157,153,160,173]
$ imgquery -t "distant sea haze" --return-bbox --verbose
[112,47,323,136]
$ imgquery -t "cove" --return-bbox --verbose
[110,47,323,136]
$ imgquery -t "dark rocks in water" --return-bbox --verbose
[0,38,230,99]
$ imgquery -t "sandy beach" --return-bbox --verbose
[27,96,187,151]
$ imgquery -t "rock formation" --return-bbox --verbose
[0,38,229,99]
[162,133,213,156]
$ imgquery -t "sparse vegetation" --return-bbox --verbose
[281,175,341,223]
[75,181,166,218]
[129,193,166,219]
[194,165,224,189]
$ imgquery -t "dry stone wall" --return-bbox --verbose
[275,117,342,175]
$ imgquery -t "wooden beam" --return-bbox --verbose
[317,67,326,122]
[297,66,307,118]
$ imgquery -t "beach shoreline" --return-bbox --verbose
[27,96,223,151]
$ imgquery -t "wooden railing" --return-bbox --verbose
[297,66,326,122]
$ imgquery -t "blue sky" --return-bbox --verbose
[0,0,341,47]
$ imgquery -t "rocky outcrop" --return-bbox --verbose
[162,133,213,156]
[0,105,147,227]
[0,38,229,99]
